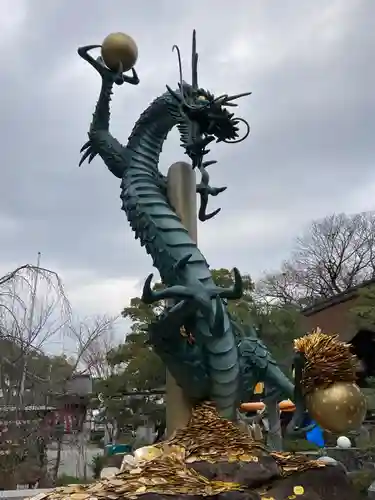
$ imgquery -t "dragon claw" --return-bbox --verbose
[142,275,215,320]
[210,267,243,300]
[200,207,221,221]
[210,186,227,197]
[88,152,97,163]
[142,274,193,305]
[202,160,217,168]
[80,141,91,153]
[142,269,243,309]
[79,140,98,167]
[194,154,227,222]
[77,45,139,86]
[197,181,226,221]
[142,274,155,303]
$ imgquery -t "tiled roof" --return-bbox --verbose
[302,277,375,317]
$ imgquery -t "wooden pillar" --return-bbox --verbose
[165,161,197,436]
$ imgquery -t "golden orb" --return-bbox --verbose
[101,32,138,72]
[306,382,367,434]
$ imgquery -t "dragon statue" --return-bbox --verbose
[77,31,306,429]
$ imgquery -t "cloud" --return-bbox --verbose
[67,275,140,318]
[0,0,28,45]
[0,0,373,334]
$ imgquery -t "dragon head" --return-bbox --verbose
[166,30,251,161]
[178,84,250,144]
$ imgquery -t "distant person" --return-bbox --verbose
[304,415,325,447]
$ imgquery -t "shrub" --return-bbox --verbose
[349,469,375,496]
[91,453,106,479]
[56,474,91,486]
[283,438,320,452]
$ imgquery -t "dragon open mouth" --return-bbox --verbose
[170,85,251,145]
[186,92,251,144]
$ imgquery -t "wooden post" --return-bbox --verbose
[165,161,197,437]
[265,388,283,451]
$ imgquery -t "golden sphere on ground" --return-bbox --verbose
[306,382,366,434]
[101,32,138,72]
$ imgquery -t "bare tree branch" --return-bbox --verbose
[257,211,375,305]
[66,315,119,377]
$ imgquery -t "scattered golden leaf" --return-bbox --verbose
[293,484,305,495]
[32,402,327,500]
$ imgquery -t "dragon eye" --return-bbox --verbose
[197,95,208,102]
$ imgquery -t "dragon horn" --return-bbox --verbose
[223,92,252,103]
[191,29,199,89]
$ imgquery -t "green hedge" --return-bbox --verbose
[283,438,320,452]
[56,474,92,486]
[349,469,375,496]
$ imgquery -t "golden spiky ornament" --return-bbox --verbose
[294,328,367,433]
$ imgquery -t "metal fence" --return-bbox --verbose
[0,490,52,500]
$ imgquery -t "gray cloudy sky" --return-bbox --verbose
[1,0,374,322]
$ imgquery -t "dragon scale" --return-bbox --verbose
[123,92,213,287]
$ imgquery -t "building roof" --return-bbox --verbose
[301,277,375,317]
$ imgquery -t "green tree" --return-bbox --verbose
[112,281,166,391]
[95,282,166,433]
[212,268,302,369]
[0,338,74,405]
[212,268,255,323]
[255,303,302,372]
[350,284,375,329]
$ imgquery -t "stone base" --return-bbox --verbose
[31,466,361,500]
[188,459,359,499]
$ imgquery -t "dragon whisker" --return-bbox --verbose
[212,94,229,104]
[172,44,184,91]
[223,117,250,144]
[223,92,252,103]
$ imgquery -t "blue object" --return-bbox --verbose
[306,420,325,447]
[105,443,132,456]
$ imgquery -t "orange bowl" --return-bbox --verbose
[240,399,296,413]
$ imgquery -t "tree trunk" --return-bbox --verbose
[52,435,63,483]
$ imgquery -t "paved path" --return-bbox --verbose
[47,445,102,479]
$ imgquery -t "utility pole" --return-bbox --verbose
[19,251,41,404]
[165,162,197,436]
